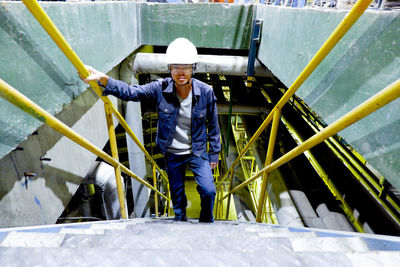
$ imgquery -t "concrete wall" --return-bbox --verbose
[255,6,400,189]
[0,87,118,227]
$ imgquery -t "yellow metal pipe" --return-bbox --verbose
[153,164,159,217]
[21,0,170,197]
[215,187,221,219]
[216,183,225,220]
[22,0,90,82]
[119,163,169,201]
[22,0,169,185]
[225,168,234,220]
[104,103,128,219]
[255,109,281,222]
[280,114,365,232]
[21,0,131,216]
[166,181,171,215]
[272,0,373,112]
[305,120,400,224]
[219,184,225,219]
[0,78,169,203]
[110,105,169,183]
[218,0,372,186]
[218,113,274,183]
[327,135,381,191]
[214,172,220,219]
[221,78,400,201]
[267,197,272,223]
[286,97,400,224]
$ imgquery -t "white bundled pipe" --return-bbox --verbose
[133,53,273,77]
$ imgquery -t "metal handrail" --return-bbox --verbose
[218,0,374,222]
[0,78,170,201]
[21,0,168,183]
[219,0,374,185]
[20,0,170,218]
[109,104,169,184]
[221,79,400,224]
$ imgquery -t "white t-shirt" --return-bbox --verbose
[167,89,193,155]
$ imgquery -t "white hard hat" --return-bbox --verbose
[166,38,198,65]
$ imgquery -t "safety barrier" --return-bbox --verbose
[0,0,171,219]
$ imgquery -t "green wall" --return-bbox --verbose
[0,2,141,158]
[256,6,400,189]
[140,3,254,49]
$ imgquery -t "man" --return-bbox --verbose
[81,38,221,222]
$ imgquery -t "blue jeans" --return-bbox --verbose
[165,152,216,222]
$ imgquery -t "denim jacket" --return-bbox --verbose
[103,77,221,163]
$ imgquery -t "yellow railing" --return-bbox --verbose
[6,0,172,219]
[222,78,400,225]
[0,78,169,215]
[216,0,400,228]
[229,115,277,223]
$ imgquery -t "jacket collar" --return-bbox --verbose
[164,78,200,100]
[192,79,201,100]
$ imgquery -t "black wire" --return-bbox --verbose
[10,152,22,181]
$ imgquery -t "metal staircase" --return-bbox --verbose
[1,218,400,266]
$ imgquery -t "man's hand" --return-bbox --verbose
[210,162,218,170]
[79,65,108,87]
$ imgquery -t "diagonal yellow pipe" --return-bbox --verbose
[218,0,373,187]
[22,0,168,183]
[22,0,91,83]
[0,78,170,202]
[110,105,169,184]
[221,78,400,201]
[104,102,127,218]
[21,0,130,217]
[21,0,170,215]
[256,109,281,223]
[280,114,365,232]
[153,164,159,217]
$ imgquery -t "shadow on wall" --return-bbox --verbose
[0,164,84,227]
[231,4,254,49]
[0,136,85,206]
[0,85,100,226]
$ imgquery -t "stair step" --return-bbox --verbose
[0,218,399,266]
[291,236,369,252]
[0,232,65,248]
[1,248,399,267]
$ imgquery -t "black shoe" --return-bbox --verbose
[174,215,187,221]
[199,218,214,223]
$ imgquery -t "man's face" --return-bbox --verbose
[169,64,193,86]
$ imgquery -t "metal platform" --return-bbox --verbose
[1,218,399,266]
